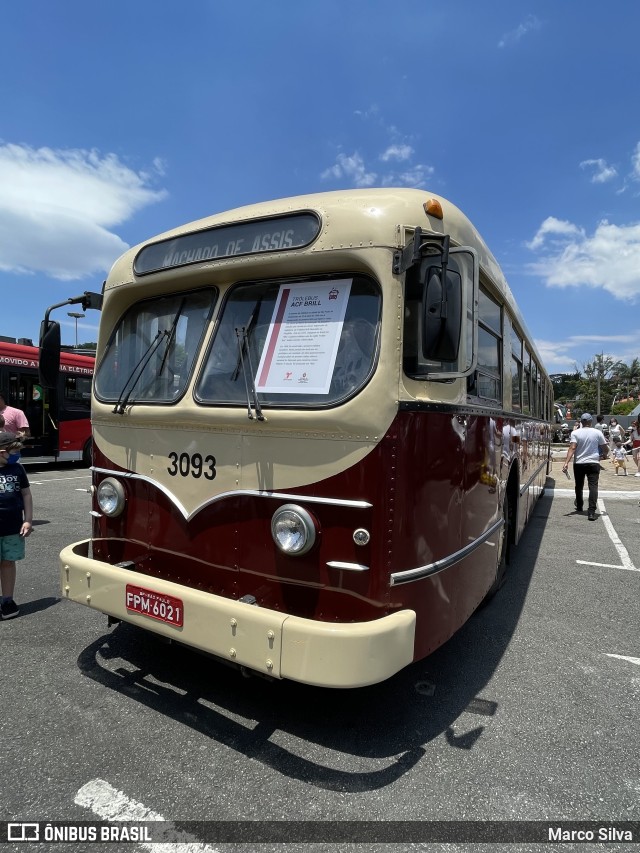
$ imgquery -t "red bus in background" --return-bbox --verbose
[0,339,94,464]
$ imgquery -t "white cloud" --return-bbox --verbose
[321,108,436,190]
[381,164,434,188]
[527,217,640,300]
[320,152,376,188]
[631,142,640,181]
[498,15,541,48]
[534,339,577,371]
[568,333,638,345]
[580,158,617,184]
[526,217,583,251]
[535,334,640,372]
[0,143,167,280]
[380,144,413,162]
[322,149,434,190]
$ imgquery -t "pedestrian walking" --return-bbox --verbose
[0,431,33,619]
[629,420,640,477]
[562,413,607,520]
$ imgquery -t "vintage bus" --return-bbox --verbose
[49,189,552,687]
[0,339,94,464]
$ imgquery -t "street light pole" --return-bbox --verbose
[67,312,85,348]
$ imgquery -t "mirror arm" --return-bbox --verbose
[437,235,451,319]
[43,291,103,329]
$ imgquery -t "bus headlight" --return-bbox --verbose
[97,477,126,517]
[271,504,317,555]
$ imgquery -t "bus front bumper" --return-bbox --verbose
[60,540,416,688]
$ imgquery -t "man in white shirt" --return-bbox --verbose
[562,413,607,520]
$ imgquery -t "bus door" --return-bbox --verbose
[6,370,57,459]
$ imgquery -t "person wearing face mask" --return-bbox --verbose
[0,431,33,620]
[608,418,624,460]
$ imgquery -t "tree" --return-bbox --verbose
[550,372,581,405]
[581,353,624,415]
[616,357,640,400]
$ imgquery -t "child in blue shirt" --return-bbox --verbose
[0,431,33,619]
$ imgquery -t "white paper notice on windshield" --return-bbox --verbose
[255,279,352,394]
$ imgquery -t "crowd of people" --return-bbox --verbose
[568,415,640,477]
[562,413,640,522]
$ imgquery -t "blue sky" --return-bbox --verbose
[2,2,639,376]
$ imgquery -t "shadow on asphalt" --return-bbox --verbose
[17,596,60,617]
[75,499,551,793]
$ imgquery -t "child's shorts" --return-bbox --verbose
[0,534,25,561]
[613,458,626,471]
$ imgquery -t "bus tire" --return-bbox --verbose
[82,438,93,467]
[485,493,511,600]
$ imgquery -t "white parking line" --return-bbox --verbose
[576,561,629,570]
[574,499,638,572]
[75,779,219,852]
[547,488,640,499]
[606,654,640,667]
[597,498,638,572]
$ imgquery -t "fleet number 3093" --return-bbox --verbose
[167,451,216,479]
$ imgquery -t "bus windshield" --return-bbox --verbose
[95,289,216,404]
[195,276,380,408]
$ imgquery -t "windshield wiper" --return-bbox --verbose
[234,326,265,421]
[156,298,185,379]
[112,330,169,414]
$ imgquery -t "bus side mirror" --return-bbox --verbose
[421,265,462,362]
[39,320,61,388]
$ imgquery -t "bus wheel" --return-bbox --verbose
[82,439,93,467]
[486,493,511,599]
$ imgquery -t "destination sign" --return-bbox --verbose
[134,212,321,275]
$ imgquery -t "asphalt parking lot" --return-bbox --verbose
[1,461,638,852]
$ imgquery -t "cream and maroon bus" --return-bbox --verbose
[50,189,552,688]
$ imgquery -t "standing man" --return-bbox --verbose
[562,413,607,520]
[594,414,606,470]
[0,392,30,438]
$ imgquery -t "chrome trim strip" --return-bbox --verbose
[390,518,504,586]
[519,458,547,496]
[326,561,369,572]
[92,467,372,521]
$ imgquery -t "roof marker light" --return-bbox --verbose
[424,198,444,219]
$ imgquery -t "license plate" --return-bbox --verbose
[125,584,184,627]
